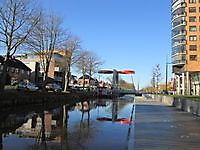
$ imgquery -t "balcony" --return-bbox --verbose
[172,0,185,6]
[172,60,186,66]
[172,12,186,22]
[172,2,186,13]
[172,48,186,56]
[172,53,186,66]
[172,20,186,30]
[172,30,186,39]
[172,40,186,48]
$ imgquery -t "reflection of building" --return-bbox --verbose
[75,101,98,113]
[0,56,31,84]
[171,0,200,95]
[76,101,91,111]
[15,112,56,138]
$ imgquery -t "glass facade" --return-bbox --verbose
[171,0,186,65]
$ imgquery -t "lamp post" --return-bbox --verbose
[165,62,171,92]
[165,62,168,91]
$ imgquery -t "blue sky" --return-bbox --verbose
[40,0,171,88]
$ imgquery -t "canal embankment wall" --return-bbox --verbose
[0,91,96,110]
[150,94,200,116]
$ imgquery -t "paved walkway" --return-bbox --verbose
[135,97,200,150]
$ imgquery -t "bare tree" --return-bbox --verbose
[86,51,103,88]
[0,0,40,91]
[63,36,81,91]
[152,64,162,94]
[118,78,134,90]
[76,50,102,89]
[76,50,89,89]
[27,12,64,88]
[151,71,156,93]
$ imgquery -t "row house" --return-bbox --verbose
[0,56,31,85]
[78,75,98,88]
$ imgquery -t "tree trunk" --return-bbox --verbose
[82,74,85,89]
[64,64,71,92]
[0,54,9,91]
[66,67,71,89]
[41,112,47,149]
[42,63,50,91]
[88,71,92,91]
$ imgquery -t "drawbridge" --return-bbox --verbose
[98,69,136,95]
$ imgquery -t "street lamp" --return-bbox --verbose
[165,62,172,92]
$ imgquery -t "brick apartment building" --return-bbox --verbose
[172,0,200,95]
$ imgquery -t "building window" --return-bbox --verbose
[189,7,196,13]
[189,45,197,51]
[190,55,197,61]
[189,35,197,41]
[189,0,196,3]
[189,16,197,22]
[189,26,197,32]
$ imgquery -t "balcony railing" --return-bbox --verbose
[172,60,186,65]
[172,2,186,13]
[172,53,186,66]
[172,40,186,48]
[172,0,185,6]
[172,47,186,55]
[172,12,186,22]
[172,20,186,29]
[172,30,186,39]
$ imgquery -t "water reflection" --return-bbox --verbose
[1,96,135,150]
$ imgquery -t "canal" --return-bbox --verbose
[0,96,135,150]
[1,95,200,150]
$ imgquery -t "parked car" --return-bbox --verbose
[11,78,18,86]
[160,90,168,95]
[17,82,39,91]
[45,83,62,92]
[69,86,79,92]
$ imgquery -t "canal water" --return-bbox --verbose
[0,95,135,150]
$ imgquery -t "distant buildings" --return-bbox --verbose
[78,75,98,88]
[171,0,200,95]
[1,50,101,89]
